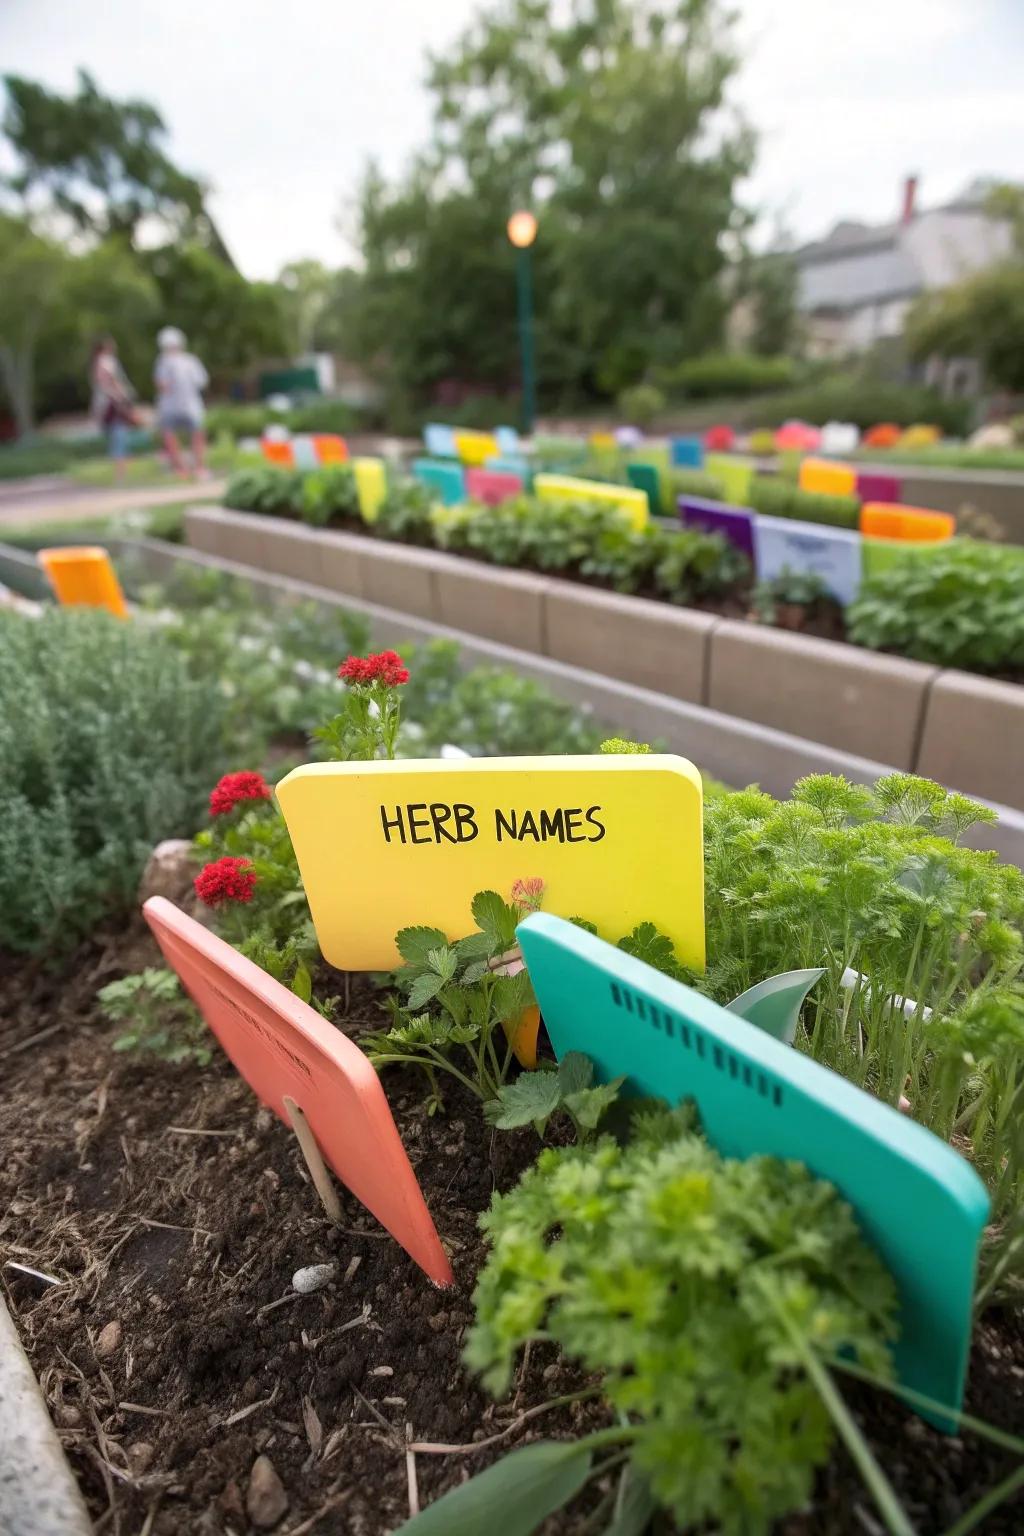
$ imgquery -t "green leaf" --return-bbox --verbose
[617,922,684,979]
[564,1077,626,1132]
[603,1467,656,1536]
[406,972,447,1011]
[396,925,450,969]
[427,946,459,982]
[454,930,493,964]
[491,969,535,1024]
[557,1052,594,1097]
[485,1068,562,1131]
[291,961,312,1004]
[471,889,520,951]
[394,1440,592,1535]
[460,959,489,986]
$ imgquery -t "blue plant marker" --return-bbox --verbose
[412,458,466,506]
[671,434,704,468]
[726,967,824,1045]
[424,423,458,459]
[517,913,989,1431]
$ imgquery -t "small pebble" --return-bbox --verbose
[96,1320,122,1359]
[128,1441,155,1474]
[292,1263,336,1295]
[246,1455,288,1529]
[370,1365,393,1377]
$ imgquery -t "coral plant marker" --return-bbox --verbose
[143,896,452,1286]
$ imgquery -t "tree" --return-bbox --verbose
[278,259,335,354]
[353,0,753,409]
[745,251,799,356]
[2,69,232,260]
[0,215,68,432]
[144,245,288,373]
[906,265,1024,393]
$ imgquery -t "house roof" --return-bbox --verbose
[793,184,1011,314]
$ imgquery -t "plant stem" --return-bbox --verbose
[940,1463,1024,1536]
[825,1356,1024,1454]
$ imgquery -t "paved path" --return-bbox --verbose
[0,476,226,529]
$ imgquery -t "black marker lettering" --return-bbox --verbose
[429,803,458,843]
[407,803,432,844]
[563,807,585,842]
[539,807,566,843]
[494,808,517,841]
[518,809,540,842]
[380,805,406,844]
[585,805,606,842]
[453,804,479,842]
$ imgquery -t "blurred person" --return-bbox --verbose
[155,326,210,479]
[90,336,136,481]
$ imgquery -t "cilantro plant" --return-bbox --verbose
[451,1106,901,1536]
[364,890,535,1109]
[98,968,211,1065]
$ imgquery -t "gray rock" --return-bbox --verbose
[138,839,196,907]
[291,1263,336,1295]
[246,1455,288,1529]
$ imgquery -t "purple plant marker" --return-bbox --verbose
[679,495,755,561]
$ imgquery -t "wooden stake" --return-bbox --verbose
[283,1096,342,1223]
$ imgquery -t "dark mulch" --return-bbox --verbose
[1,927,1022,1535]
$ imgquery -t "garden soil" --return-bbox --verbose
[1,924,1022,1536]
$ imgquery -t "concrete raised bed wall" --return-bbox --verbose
[185,507,1024,814]
[81,534,1021,867]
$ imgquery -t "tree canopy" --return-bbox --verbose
[352,0,753,411]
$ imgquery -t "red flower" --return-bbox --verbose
[209,771,272,817]
[511,877,545,913]
[338,650,410,687]
[194,856,258,907]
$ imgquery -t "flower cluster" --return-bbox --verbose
[209,771,272,817]
[194,856,258,907]
[338,650,410,687]
[511,877,545,914]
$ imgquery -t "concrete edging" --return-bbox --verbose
[185,506,1024,814]
[0,1292,92,1536]
[108,535,1024,866]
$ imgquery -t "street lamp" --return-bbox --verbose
[507,210,538,437]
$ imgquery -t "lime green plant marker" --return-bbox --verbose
[726,967,824,1045]
[517,913,989,1431]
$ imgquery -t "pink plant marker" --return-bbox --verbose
[466,466,524,505]
[143,897,453,1287]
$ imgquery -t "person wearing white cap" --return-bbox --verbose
[154,326,210,479]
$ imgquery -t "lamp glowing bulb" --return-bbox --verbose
[507,210,538,249]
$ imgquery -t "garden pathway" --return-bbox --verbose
[0,476,226,529]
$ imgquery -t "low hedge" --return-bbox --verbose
[747,476,861,530]
[656,351,801,399]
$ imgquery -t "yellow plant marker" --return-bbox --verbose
[276,755,704,973]
[533,474,649,531]
[589,431,617,451]
[799,458,857,497]
[454,429,500,466]
[353,457,387,523]
[37,546,128,618]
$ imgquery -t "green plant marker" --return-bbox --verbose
[626,461,660,516]
[517,913,989,1432]
[626,442,673,510]
[725,967,824,1045]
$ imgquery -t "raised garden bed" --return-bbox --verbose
[4,573,1024,1536]
[187,506,1024,814]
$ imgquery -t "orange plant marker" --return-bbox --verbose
[261,439,296,468]
[313,434,348,465]
[859,502,955,542]
[798,458,856,497]
[37,546,128,617]
[143,897,453,1286]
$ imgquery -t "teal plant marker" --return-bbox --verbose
[517,913,989,1431]
[626,461,660,517]
[725,967,824,1046]
[412,458,466,506]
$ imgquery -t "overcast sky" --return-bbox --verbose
[2,0,1021,279]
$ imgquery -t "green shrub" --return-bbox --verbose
[373,480,437,545]
[669,467,726,502]
[617,382,666,426]
[466,1105,896,1536]
[657,350,799,398]
[0,435,109,479]
[286,398,361,435]
[0,608,225,956]
[204,403,277,440]
[224,465,304,517]
[748,475,860,529]
[759,373,970,435]
[847,540,1024,675]
[300,465,359,526]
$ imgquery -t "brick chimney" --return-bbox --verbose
[901,175,919,225]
